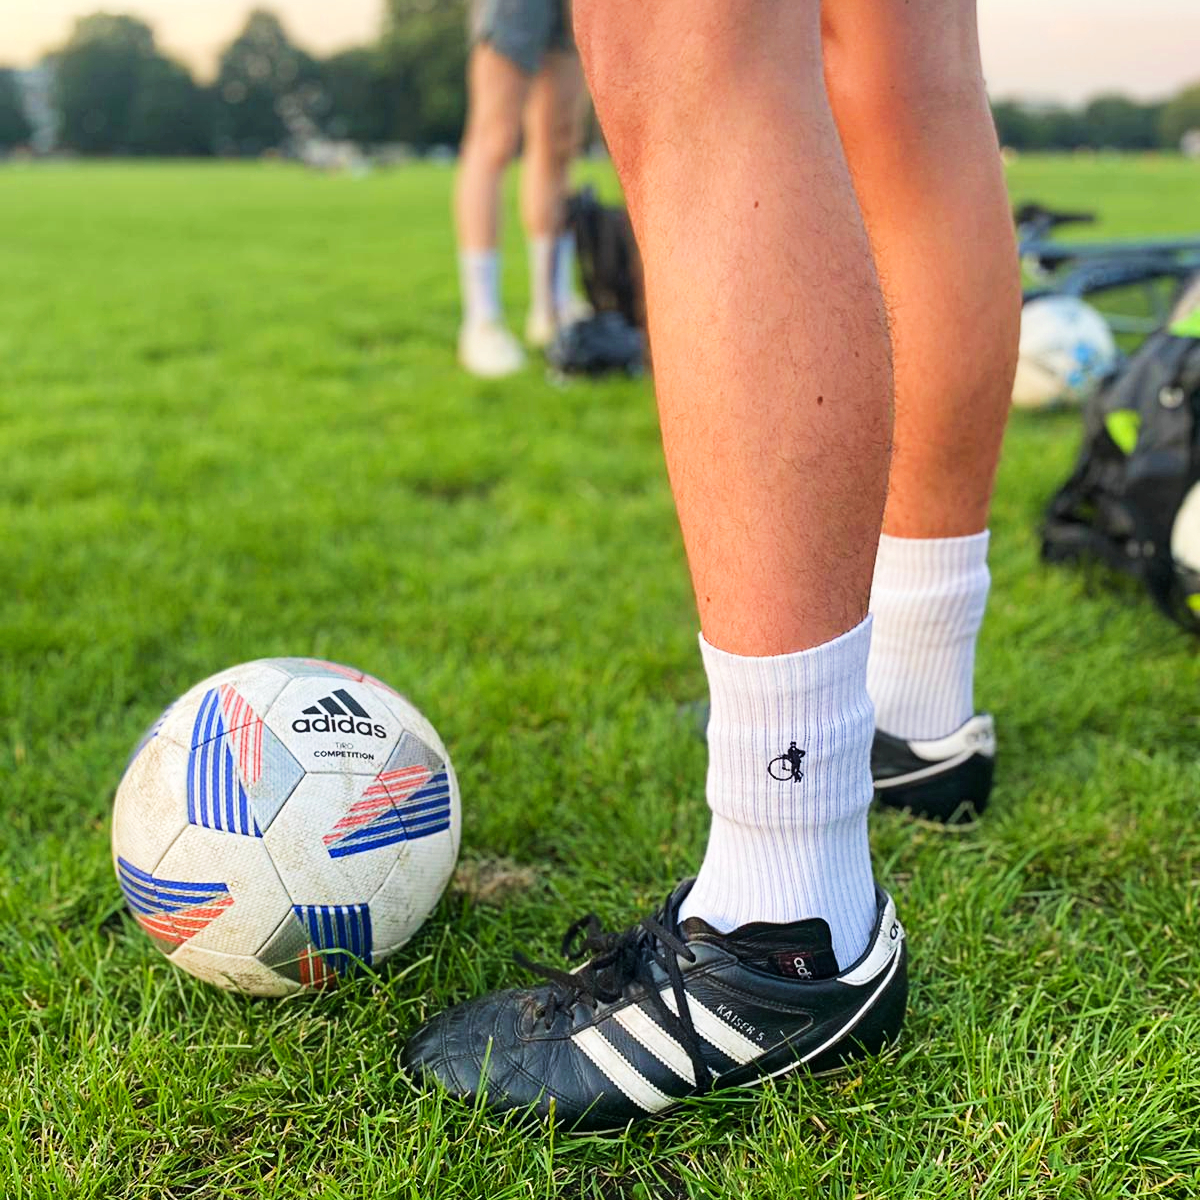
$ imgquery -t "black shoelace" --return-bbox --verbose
[514,891,714,1093]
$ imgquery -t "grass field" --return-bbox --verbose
[2,154,1199,1199]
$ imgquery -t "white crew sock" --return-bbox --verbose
[866,531,991,741]
[528,235,556,326]
[554,232,579,315]
[458,249,502,328]
[679,618,877,969]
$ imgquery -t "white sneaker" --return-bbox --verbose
[524,308,559,350]
[525,297,595,350]
[458,321,526,378]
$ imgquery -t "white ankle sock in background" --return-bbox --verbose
[528,235,556,326]
[866,531,991,741]
[458,249,502,328]
[679,619,877,970]
[554,233,579,316]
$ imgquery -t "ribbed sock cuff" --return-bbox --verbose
[686,618,877,965]
[867,530,990,738]
[700,618,874,829]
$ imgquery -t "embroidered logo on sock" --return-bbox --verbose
[767,741,806,782]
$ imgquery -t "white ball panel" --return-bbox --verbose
[169,943,299,996]
[262,772,400,904]
[1172,482,1200,573]
[369,828,459,955]
[367,685,452,767]
[448,760,462,859]
[112,736,190,874]
[1012,355,1066,410]
[154,826,292,956]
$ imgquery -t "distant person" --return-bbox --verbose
[455,0,591,377]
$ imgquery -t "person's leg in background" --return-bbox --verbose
[823,0,1020,770]
[576,0,892,964]
[520,45,591,347]
[455,41,531,377]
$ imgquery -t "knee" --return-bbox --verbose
[577,0,789,97]
[573,0,657,133]
[546,112,580,174]
[575,0,819,172]
[463,111,521,173]
[525,113,576,178]
[822,7,988,133]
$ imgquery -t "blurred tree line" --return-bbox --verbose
[1,2,1200,156]
[992,92,1200,152]
[1,1,470,155]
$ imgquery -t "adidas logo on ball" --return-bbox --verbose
[291,688,387,738]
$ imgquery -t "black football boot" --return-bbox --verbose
[871,713,995,823]
[402,882,907,1132]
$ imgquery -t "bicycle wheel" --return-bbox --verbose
[767,756,793,782]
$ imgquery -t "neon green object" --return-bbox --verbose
[1104,409,1141,455]
[1169,307,1200,338]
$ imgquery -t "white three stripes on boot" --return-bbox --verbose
[659,990,762,1065]
[570,992,763,1113]
[572,1026,674,1113]
[612,1004,697,1086]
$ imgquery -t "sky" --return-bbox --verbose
[4,0,1200,104]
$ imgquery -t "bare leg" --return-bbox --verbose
[824,0,1019,742]
[399,2,913,1120]
[575,0,891,656]
[455,45,529,254]
[520,50,588,340]
[520,51,587,243]
[576,0,889,961]
[823,0,1019,538]
[454,45,531,373]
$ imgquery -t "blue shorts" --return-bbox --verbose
[472,0,574,75]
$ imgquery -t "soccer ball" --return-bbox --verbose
[112,658,460,995]
[1012,295,1118,409]
[1172,481,1200,603]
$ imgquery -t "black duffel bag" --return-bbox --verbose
[1041,287,1200,633]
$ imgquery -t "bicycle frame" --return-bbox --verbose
[1015,204,1200,336]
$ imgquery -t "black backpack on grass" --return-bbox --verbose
[550,187,648,377]
[565,186,645,331]
[1041,289,1200,634]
